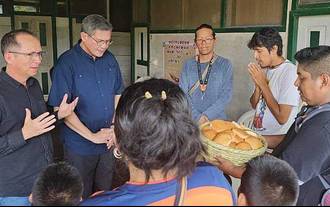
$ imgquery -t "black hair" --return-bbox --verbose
[1,29,36,56]
[32,162,83,206]
[295,45,330,79]
[114,78,206,182]
[240,155,299,206]
[195,24,216,41]
[247,27,283,56]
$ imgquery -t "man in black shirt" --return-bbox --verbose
[0,29,78,205]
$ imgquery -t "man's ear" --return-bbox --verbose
[238,192,248,206]
[80,32,88,42]
[320,73,330,87]
[4,52,13,64]
[270,45,278,55]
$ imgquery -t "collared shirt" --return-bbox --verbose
[48,41,125,155]
[0,70,53,197]
[274,110,330,184]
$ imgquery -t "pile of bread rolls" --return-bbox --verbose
[201,120,264,150]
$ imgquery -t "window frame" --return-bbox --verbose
[287,0,330,61]
[149,0,288,33]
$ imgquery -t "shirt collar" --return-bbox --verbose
[0,67,36,88]
[74,39,107,61]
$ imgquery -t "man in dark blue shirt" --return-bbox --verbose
[48,14,124,198]
[0,30,77,205]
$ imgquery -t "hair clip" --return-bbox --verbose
[145,91,152,99]
[161,91,167,100]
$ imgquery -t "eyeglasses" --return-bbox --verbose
[86,33,113,47]
[9,51,46,59]
[196,37,214,44]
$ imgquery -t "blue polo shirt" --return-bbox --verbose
[48,42,125,155]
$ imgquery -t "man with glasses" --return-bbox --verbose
[179,24,233,124]
[48,14,124,198]
[0,29,78,205]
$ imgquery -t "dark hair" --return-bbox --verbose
[81,14,113,35]
[294,45,330,78]
[240,155,299,206]
[1,29,36,56]
[32,162,83,206]
[195,24,216,41]
[248,27,283,56]
[114,78,206,182]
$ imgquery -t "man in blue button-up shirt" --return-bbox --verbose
[48,14,125,198]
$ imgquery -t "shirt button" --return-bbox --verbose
[101,94,104,97]
[97,81,101,84]
[105,107,108,110]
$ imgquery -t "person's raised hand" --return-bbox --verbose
[22,109,56,140]
[57,94,79,119]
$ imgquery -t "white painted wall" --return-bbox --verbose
[109,32,131,87]
[56,17,70,58]
[149,32,288,121]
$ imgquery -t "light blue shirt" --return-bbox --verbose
[179,56,233,121]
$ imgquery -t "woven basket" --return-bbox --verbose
[200,122,268,166]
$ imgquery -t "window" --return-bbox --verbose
[110,0,132,32]
[57,0,68,17]
[183,0,221,29]
[225,0,283,27]
[133,0,148,24]
[13,0,52,14]
[151,0,182,30]
[0,0,12,16]
[150,0,221,30]
[14,5,37,13]
[70,0,107,18]
[299,0,330,5]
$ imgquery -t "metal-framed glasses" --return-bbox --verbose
[9,51,46,59]
[196,37,214,44]
[86,33,113,47]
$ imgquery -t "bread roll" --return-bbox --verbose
[202,127,217,140]
[210,120,235,133]
[232,128,249,139]
[235,141,252,150]
[245,136,263,150]
[229,142,237,148]
[213,132,232,146]
[232,135,244,143]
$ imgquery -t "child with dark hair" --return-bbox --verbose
[81,78,236,206]
[31,162,83,206]
[238,155,299,206]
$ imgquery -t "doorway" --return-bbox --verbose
[132,25,149,83]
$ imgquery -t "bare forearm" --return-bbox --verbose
[260,85,291,124]
[264,134,285,149]
[250,87,261,109]
[64,112,94,141]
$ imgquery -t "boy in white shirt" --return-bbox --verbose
[247,28,300,148]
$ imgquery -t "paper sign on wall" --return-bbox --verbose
[163,40,195,84]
